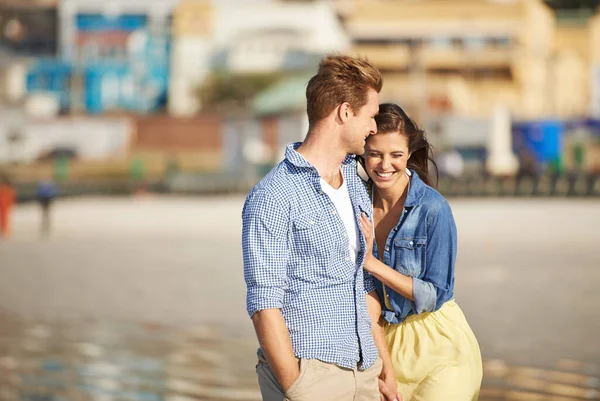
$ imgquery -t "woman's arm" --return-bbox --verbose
[360,213,414,301]
[359,201,457,313]
[364,253,414,301]
[411,200,457,313]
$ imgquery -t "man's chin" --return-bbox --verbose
[354,145,366,155]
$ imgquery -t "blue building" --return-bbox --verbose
[23,0,176,115]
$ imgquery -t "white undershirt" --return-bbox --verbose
[320,176,360,265]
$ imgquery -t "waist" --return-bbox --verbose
[278,308,378,370]
[258,341,379,371]
[384,298,458,326]
[381,286,455,324]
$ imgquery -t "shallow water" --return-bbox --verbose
[0,315,598,401]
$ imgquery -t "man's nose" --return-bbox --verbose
[371,120,377,135]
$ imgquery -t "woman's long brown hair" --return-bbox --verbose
[372,103,438,187]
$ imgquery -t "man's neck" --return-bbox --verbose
[296,124,347,185]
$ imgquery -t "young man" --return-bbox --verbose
[242,55,400,401]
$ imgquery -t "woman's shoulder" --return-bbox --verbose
[414,177,448,211]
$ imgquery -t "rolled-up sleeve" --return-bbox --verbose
[242,190,289,318]
[412,200,457,314]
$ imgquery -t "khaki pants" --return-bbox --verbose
[256,353,382,401]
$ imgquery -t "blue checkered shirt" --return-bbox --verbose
[242,142,379,370]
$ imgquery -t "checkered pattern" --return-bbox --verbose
[242,142,378,370]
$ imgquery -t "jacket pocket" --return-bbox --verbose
[393,237,426,277]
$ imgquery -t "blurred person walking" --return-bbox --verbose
[242,55,401,401]
[359,104,482,401]
[36,178,57,236]
[0,175,16,238]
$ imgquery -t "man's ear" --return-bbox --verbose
[337,102,352,124]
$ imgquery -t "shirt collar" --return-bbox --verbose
[285,142,357,169]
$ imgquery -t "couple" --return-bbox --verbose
[241,55,482,401]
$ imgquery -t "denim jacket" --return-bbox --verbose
[372,170,457,324]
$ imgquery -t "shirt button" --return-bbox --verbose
[309,220,315,225]
[332,210,337,215]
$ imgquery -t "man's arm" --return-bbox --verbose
[252,308,299,391]
[366,290,400,401]
[242,190,298,391]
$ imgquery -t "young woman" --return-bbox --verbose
[359,104,482,401]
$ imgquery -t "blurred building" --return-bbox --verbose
[589,12,600,117]
[553,15,589,118]
[168,0,349,116]
[168,0,212,117]
[57,0,176,114]
[4,0,176,116]
[336,0,558,119]
[0,0,58,107]
[0,1,58,60]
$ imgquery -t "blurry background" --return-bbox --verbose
[0,0,599,400]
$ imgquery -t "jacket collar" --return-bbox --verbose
[404,169,426,207]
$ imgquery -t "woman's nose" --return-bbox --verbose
[380,157,391,170]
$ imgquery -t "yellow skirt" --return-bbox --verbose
[385,300,483,401]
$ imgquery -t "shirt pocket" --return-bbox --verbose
[291,211,331,260]
[291,211,353,283]
[393,237,426,277]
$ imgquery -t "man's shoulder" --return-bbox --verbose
[245,160,299,207]
[254,159,296,189]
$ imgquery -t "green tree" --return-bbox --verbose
[197,71,283,114]
[544,0,599,10]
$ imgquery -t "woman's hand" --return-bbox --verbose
[360,212,374,255]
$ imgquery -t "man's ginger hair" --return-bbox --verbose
[306,54,383,126]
